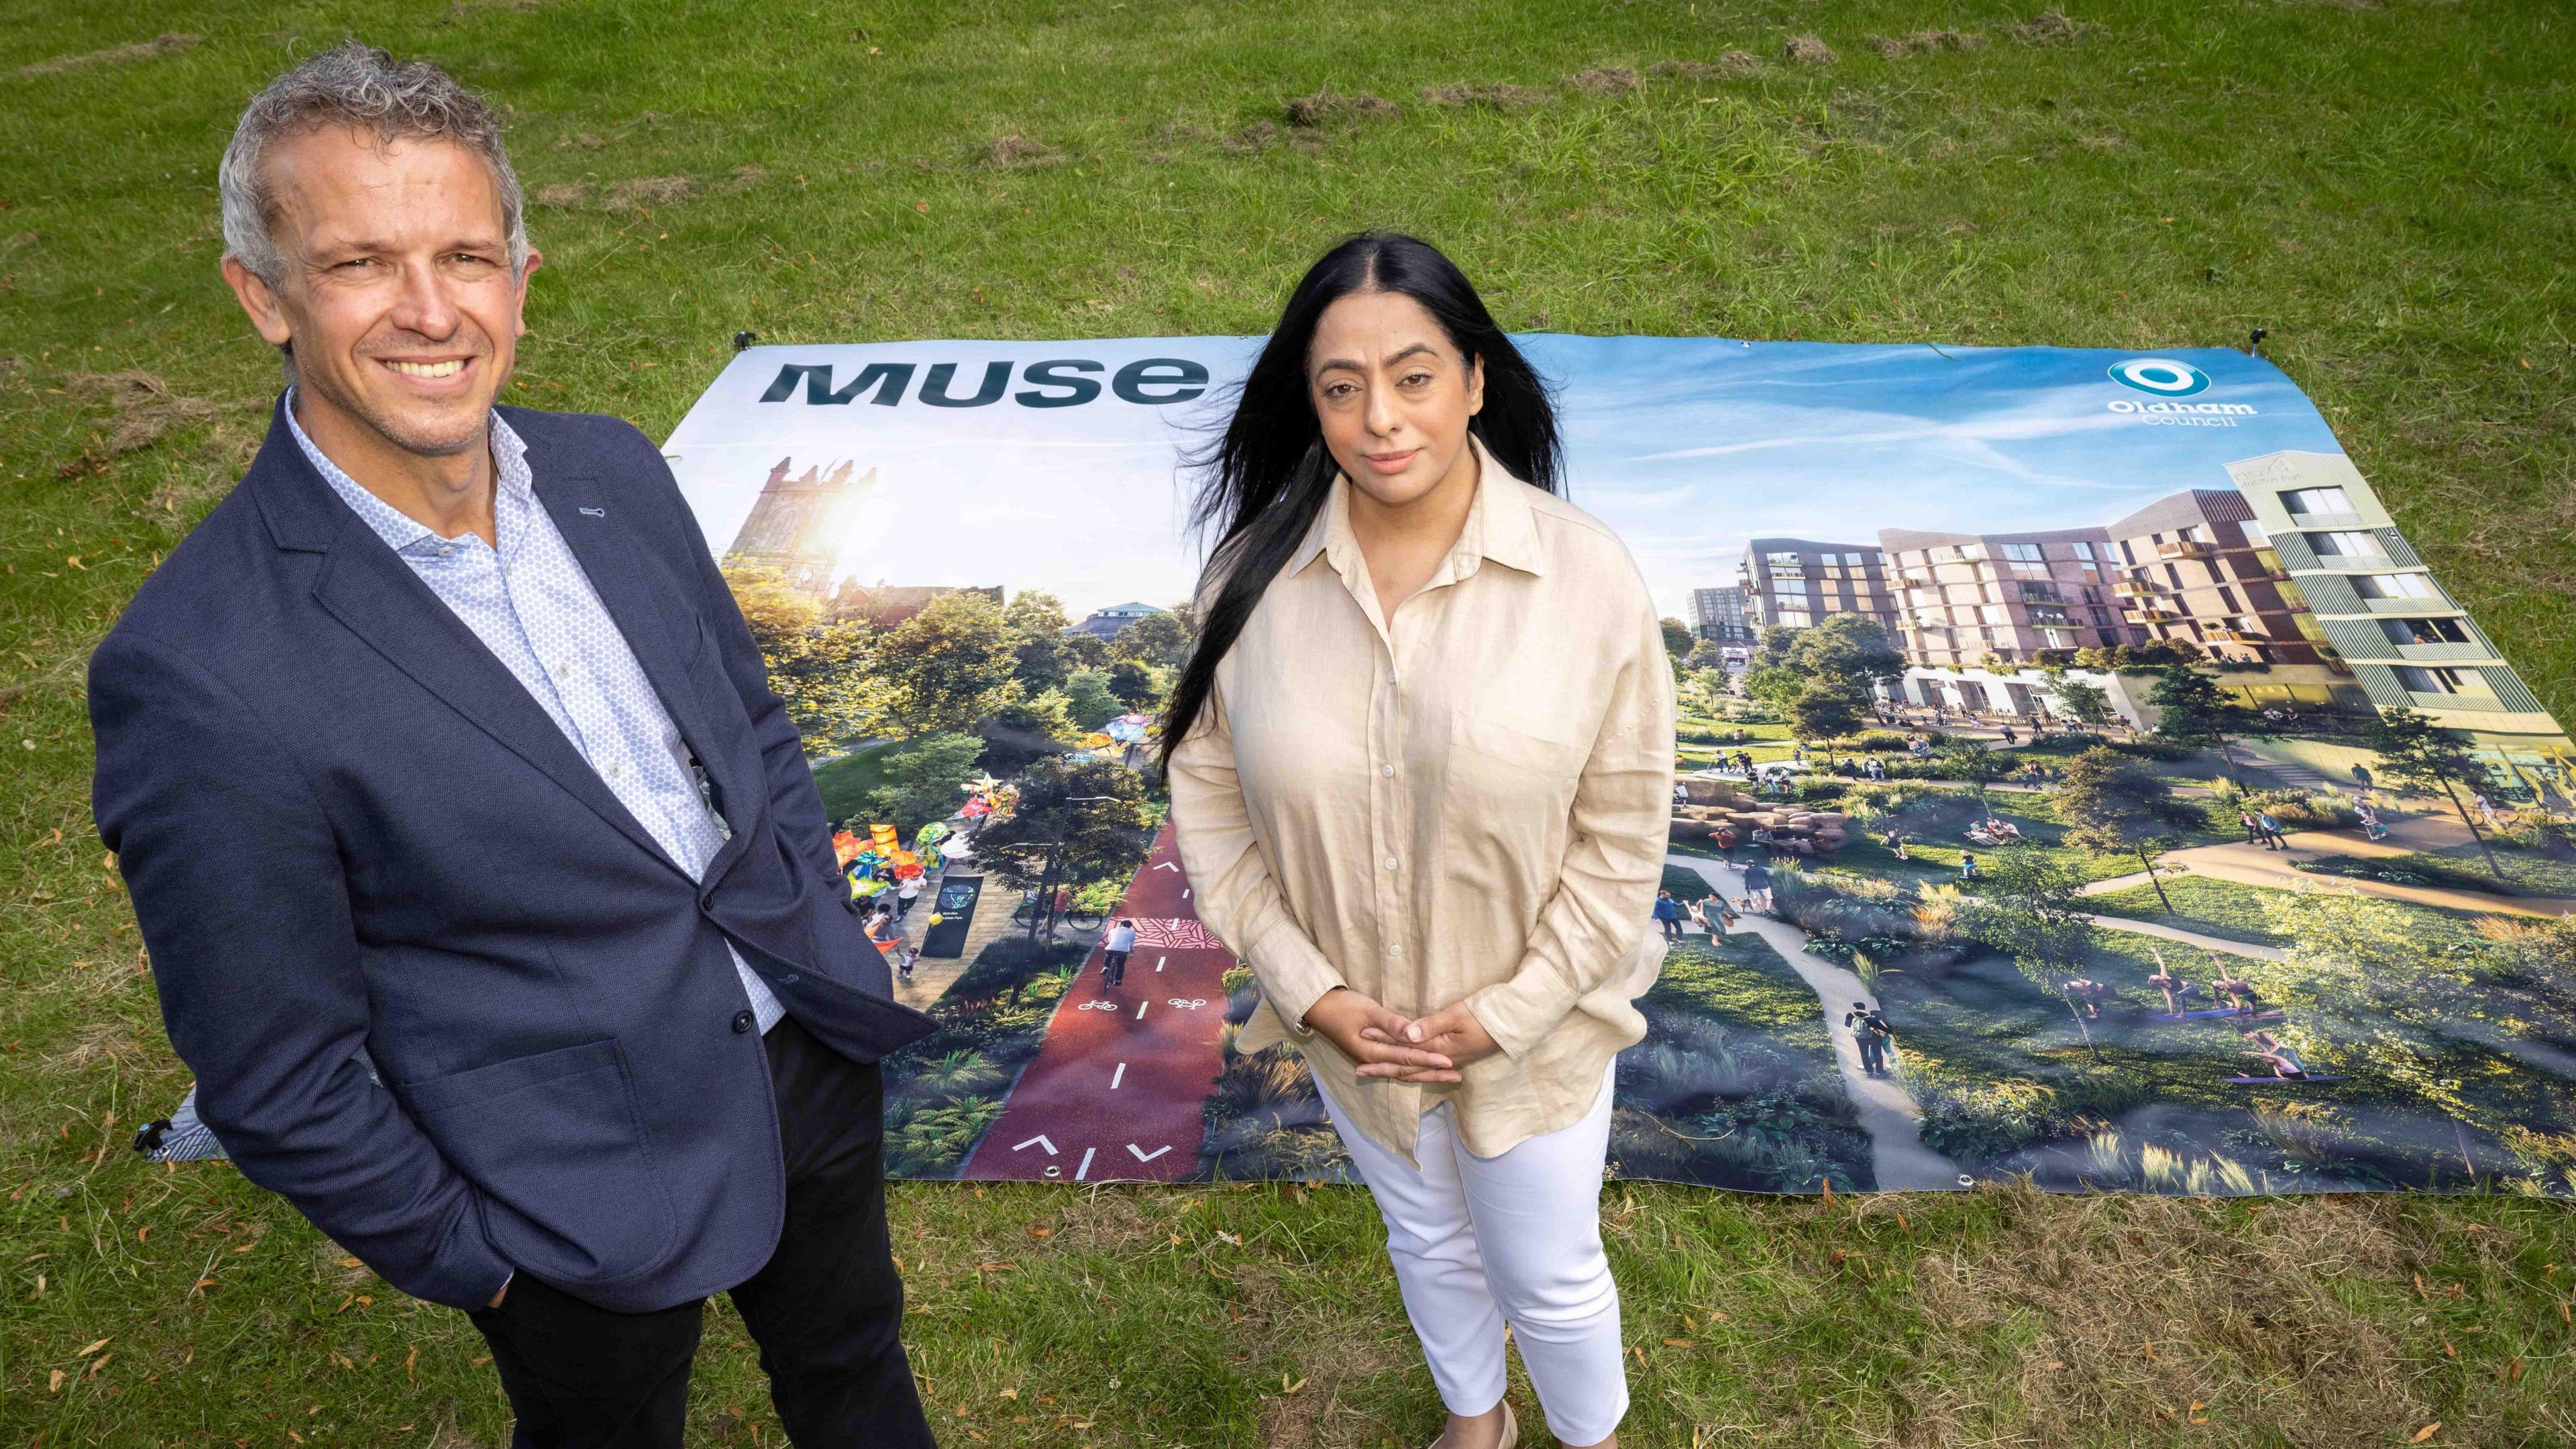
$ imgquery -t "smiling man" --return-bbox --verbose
[89,43,939,1447]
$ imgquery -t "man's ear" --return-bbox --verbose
[221,256,296,348]
[511,247,544,339]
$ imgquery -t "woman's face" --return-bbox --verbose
[1305,288,1484,510]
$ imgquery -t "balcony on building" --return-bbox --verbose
[2155,539,2216,559]
[2112,580,2163,598]
[2123,608,2178,625]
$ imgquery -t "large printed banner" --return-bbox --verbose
[668,337,2576,1195]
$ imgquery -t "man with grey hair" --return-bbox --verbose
[90,42,940,1447]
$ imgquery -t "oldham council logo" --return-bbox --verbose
[2108,357,2210,397]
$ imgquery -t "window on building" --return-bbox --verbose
[2354,572,2438,600]
[1774,578,1807,596]
[2000,542,2044,562]
[2378,616,2472,646]
[2081,586,2101,604]
[1777,610,1811,629]
[2119,540,2139,565]
[1844,552,1867,567]
[2283,486,2353,516]
[2019,582,2063,603]
[2070,540,2097,560]
[2089,607,2113,626]
[2217,587,2241,612]
[2097,629,2123,647]
[2394,665,2485,696]
[1960,543,1988,561]
[2308,531,2387,559]
[1764,551,1803,572]
[2240,521,2269,547]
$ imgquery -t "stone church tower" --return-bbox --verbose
[723,457,875,594]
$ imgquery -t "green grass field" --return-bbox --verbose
[6,1,2575,1444]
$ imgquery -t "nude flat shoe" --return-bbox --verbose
[1430,1403,1517,1449]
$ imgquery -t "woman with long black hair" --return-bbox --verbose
[1163,233,1675,1449]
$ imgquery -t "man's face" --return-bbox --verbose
[223,125,537,458]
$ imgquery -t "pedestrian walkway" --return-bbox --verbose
[1664,853,1968,1192]
[960,820,1233,1183]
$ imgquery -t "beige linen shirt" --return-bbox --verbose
[1167,436,1676,1164]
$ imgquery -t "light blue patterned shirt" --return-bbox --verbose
[286,393,783,1034]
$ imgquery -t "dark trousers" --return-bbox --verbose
[1659,918,1684,941]
[467,1017,933,1449]
[1102,949,1129,985]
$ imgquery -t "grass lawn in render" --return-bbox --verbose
[809,738,904,824]
[2082,873,2298,947]
[7,0,2575,1444]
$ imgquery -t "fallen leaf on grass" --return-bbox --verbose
[48,1369,64,1393]
[76,1338,108,1356]
[2412,1425,2440,1444]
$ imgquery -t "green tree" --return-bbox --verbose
[1108,606,1195,670]
[873,590,1022,737]
[1937,737,2012,810]
[2249,892,2576,1182]
[974,690,1077,776]
[1659,616,1694,659]
[2051,677,2116,735]
[1684,637,1729,672]
[2367,706,2505,879]
[2147,664,2254,782]
[1105,659,1157,709]
[1788,613,1907,694]
[1000,588,1074,694]
[1964,852,2104,1059]
[971,754,1156,939]
[721,561,880,753]
[2055,746,2199,914]
[862,731,986,835]
[1787,682,1869,763]
[1061,667,1121,732]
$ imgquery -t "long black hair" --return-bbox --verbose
[1157,232,1562,773]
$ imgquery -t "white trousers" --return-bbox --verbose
[1313,1059,1628,1446]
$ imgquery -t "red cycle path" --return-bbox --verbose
[959,820,1238,1182]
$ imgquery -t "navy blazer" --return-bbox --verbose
[89,401,936,1313]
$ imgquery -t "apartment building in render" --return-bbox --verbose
[1737,539,1900,639]
[2226,450,2563,747]
[1686,584,1754,644]
[2102,490,2333,667]
[1877,527,2138,669]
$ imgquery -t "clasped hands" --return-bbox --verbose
[1301,987,1498,1083]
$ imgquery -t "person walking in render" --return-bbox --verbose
[1652,890,1685,942]
[1166,233,1670,1449]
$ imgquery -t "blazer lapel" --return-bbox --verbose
[529,466,759,886]
[310,531,687,875]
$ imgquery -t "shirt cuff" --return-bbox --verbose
[1244,918,1346,1037]
[1464,960,1580,1062]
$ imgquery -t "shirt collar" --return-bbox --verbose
[284,386,535,554]
[1286,432,1548,581]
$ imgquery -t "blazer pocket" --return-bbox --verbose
[397,1039,676,1284]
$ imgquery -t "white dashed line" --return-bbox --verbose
[1012,1134,1058,1156]
[1075,1147,1096,1181]
[1127,1143,1171,1163]
[1111,1062,1126,1089]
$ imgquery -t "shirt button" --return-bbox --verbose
[1388,943,1403,957]
[1381,764,1395,777]
[1383,857,1399,871]
[731,1010,755,1034]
